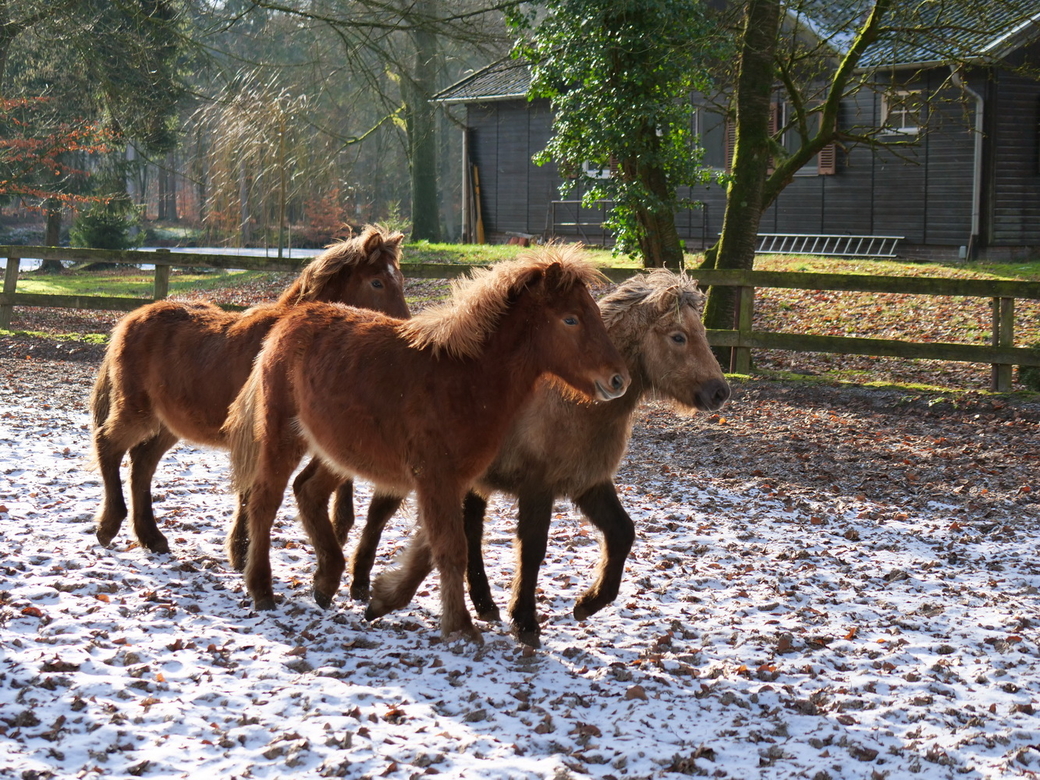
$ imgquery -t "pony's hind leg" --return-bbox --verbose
[571,481,635,621]
[127,427,179,553]
[226,490,251,571]
[93,426,129,547]
[509,491,555,647]
[331,480,355,546]
[350,492,404,601]
[292,458,346,608]
[463,492,501,622]
[365,525,434,617]
[244,442,307,611]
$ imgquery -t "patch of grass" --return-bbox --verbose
[0,327,109,344]
[15,268,259,298]
[402,241,623,268]
[752,253,1040,281]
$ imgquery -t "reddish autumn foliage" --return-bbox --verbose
[0,97,115,206]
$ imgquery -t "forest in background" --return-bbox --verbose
[0,0,512,250]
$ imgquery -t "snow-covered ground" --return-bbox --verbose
[2,385,1040,779]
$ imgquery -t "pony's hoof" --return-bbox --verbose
[95,527,117,547]
[476,605,502,623]
[573,601,599,622]
[141,536,171,555]
[349,582,370,602]
[314,589,334,610]
[443,626,484,646]
[253,597,276,611]
[364,601,386,621]
[514,628,542,649]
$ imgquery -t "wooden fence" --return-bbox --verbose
[2,246,1039,392]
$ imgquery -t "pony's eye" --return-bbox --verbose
[371,279,384,289]
[563,316,578,326]
[671,332,687,345]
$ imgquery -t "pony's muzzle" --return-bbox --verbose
[695,378,731,411]
[595,373,630,401]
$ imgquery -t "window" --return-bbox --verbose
[694,107,729,170]
[582,160,614,179]
[881,90,923,135]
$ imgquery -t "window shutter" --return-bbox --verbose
[724,118,736,173]
[816,111,837,175]
[768,102,780,174]
[817,143,836,175]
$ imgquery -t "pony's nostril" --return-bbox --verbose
[610,374,626,392]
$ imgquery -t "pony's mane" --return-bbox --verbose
[279,224,404,304]
[399,243,606,359]
[598,269,706,349]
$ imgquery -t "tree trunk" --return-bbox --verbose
[702,0,781,340]
[405,9,440,243]
[629,150,685,269]
[158,150,178,222]
[37,201,64,273]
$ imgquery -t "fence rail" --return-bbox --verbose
[2,246,1039,391]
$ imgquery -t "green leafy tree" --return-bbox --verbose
[0,0,187,266]
[513,0,725,268]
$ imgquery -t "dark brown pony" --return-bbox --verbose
[223,245,630,643]
[332,270,729,645]
[90,225,408,554]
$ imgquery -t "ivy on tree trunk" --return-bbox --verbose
[702,0,781,339]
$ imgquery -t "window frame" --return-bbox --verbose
[880,89,924,136]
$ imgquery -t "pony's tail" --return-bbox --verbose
[87,350,115,471]
[223,366,265,495]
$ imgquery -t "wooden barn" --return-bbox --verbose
[435,7,1040,261]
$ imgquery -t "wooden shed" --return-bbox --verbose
[435,7,1040,260]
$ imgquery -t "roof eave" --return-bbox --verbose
[433,92,530,105]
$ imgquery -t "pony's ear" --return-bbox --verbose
[507,264,547,303]
[542,261,565,291]
[360,226,383,257]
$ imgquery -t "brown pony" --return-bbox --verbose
[328,270,729,645]
[90,225,408,554]
[222,245,630,643]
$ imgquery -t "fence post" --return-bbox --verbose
[991,296,1014,392]
[153,249,171,301]
[731,278,754,374]
[0,255,20,329]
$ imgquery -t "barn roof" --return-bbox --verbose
[795,0,1040,69]
[433,58,532,104]
[435,3,1040,104]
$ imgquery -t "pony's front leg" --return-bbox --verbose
[463,492,501,622]
[571,481,635,621]
[509,491,554,647]
[350,492,404,601]
[369,489,480,644]
[293,462,346,609]
[127,427,179,554]
[423,490,481,644]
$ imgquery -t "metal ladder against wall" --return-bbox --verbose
[756,233,903,258]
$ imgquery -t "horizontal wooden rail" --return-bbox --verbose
[1,246,1039,391]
